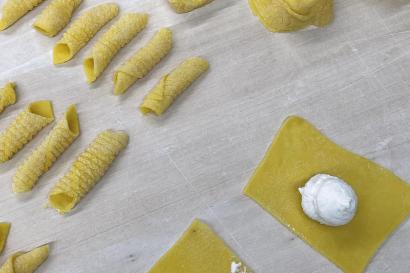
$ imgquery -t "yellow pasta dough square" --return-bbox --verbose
[147,219,252,273]
[243,116,410,273]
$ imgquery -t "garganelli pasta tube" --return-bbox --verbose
[33,0,83,37]
[168,0,213,13]
[140,57,209,116]
[113,28,173,95]
[53,3,119,64]
[0,245,49,273]
[48,130,129,214]
[83,13,148,84]
[0,82,16,114]
[13,105,80,193]
[0,223,11,255]
[0,101,54,163]
[0,0,45,31]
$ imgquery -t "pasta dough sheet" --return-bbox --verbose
[48,130,129,214]
[0,101,54,163]
[83,13,148,84]
[33,0,83,37]
[0,223,11,255]
[53,3,119,64]
[0,82,16,114]
[248,0,333,32]
[140,56,209,116]
[168,0,214,13]
[0,0,45,31]
[113,28,173,95]
[13,105,80,193]
[0,244,49,273]
[243,116,410,273]
[148,219,252,273]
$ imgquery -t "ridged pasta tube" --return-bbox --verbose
[0,101,54,163]
[140,57,209,116]
[113,28,173,95]
[13,105,80,193]
[0,0,45,31]
[53,3,119,64]
[33,0,83,37]
[0,83,16,114]
[0,223,11,255]
[0,245,49,273]
[48,130,129,214]
[83,13,148,84]
[168,0,213,13]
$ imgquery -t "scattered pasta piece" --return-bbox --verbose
[13,105,80,193]
[0,0,45,31]
[53,3,119,64]
[48,130,128,214]
[147,219,253,273]
[0,244,49,273]
[168,0,213,13]
[0,101,54,163]
[248,0,333,32]
[0,223,11,255]
[0,82,16,114]
[140,56,209,116]
[113,28,173,95]
[33,0,83,37]
[83,13,148,84]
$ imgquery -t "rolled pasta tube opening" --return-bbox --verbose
[113,72,135,95]
[53,43,72,64]
[66,105,80,135]
[0,82,17,113]
[28,101,54,119]
[83,57,96,83]
[49,192,76,214]
[33,24,52,36]
[0,222,11,255]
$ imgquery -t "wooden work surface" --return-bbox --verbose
[0,0,409,272]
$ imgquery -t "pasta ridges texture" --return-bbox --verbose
[0,0,45,31]
[0,244,49,273]
[0,82,17,114]
[48,130,128,214]
[53,3,119,64]
[13,105,80,193]
[83,13,148,83]
[0,223,11,255]
[33,0,83,37]
[0,101,54,163]
[168,0,213,13]
[140,56,209,116]
[113,28,173,95]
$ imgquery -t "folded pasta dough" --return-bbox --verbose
[83,13,148,84]
[48,130,128,214]
[53,3,119,64]
[0,0,45,31]
[113,28,173,95]
[0,223,11,255]
[0,245,49,273]
[33,0,83,37]
[148,219,253,273]
[140,57,209,116]
[0,83,16,114]
[0,101,54,163]
[13,105,80,193]
[248,0,333,32]
[168,0,213,13]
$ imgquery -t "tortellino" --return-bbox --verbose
[0,82,16,114]
[168,0,213,13]
[140,57,209,116]
[48,130,129,214]
[13,105,80,193]
[0,245,49,273]
[53,3,119,64]
[0,101,54,163]
[33,0,83,37]
[113,28,173,95]
[0,223,11,255]
[0,0,45,31]
[83,13,148,84]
